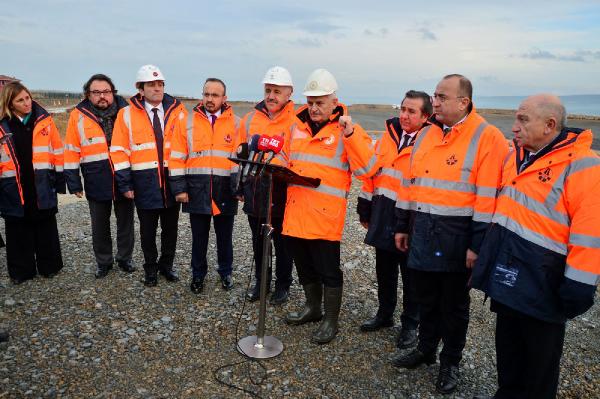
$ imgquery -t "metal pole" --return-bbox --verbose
[238,168,283,358]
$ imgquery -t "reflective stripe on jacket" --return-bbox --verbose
[109,93,186,209]
[169,102,240,215]
[0,102,65,217]
[358,117,421,252]
[472,128,600,323]
[405,109,509,272]
[283,103,380,241]
[64,96,128,201]
[237,100,295,218]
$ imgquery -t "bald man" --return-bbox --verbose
[472,94,600,399]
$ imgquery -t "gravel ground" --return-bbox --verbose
[1,181,598,399]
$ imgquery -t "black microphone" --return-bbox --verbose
[236,142,249,160]
[241,134,261,183]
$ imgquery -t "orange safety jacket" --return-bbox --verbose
[357,117,423,252]
[402,108,509,271]
[237,100,295,218]
[110,93,186,210]
[0,101,65,217]
[283,103,380,241]
[169,102,240,215]
[472,128,600,323]
[64,96,128,201]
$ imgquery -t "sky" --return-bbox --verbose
[1,0,599,104]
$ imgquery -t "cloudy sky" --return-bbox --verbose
[1,0,599,103]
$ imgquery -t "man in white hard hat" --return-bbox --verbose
[283,68,381,344]
[237,66,296,305]
[110,65,187,287]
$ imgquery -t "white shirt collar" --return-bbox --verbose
[205,109,222,119]
[443,114,468,131]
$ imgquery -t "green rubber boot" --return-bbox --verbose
[285,282,323,325]
[312,286,343,344]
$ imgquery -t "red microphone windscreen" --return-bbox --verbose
[257,135,270,151]
[267,136,284,153]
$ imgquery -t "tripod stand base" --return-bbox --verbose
[237,335,283,359]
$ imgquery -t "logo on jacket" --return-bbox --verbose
[41,126,50,136]
[446,154,458,165]
[324,134,335,145]
[538,167,552,182]
[224,134,232,143]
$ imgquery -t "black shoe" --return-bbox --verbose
[95,264,112,279]
[144,271,158,287]
[118,259,136,273]
[190,278,204,294]
[436,364,460,394]
[159,268,179,282]
[391,349,436,369]
[0,330,8,343]
[397,327,418,349]
[11,276,32,285]
[360,316,394,332]
[221,274,234,290]
[246,283,260,302]
[270,288,289,305]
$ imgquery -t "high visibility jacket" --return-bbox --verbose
[283,104,380,241]
[169,103,240,215]
[357,117,423,252]
[0,102,65,217]
[472,128,600,324]
[403,109,509,272]
[110,93,186,210]
[237,100,295,218]
[64,96,128,201]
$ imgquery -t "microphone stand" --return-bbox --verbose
[237,159,283,358]
[229,156,320,359]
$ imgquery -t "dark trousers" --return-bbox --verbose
[136,204,180,272]
[248,215,293,290]
[412,269,470,366]
[375,248,419,329]
[494,305,565,399]
[286,236,342,288]
[190,213,234,279]
[88,198,135,267]
[3,214,63,281]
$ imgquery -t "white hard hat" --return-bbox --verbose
[136,64,165,83]
[302,68,338,96]
[262,66,293,87]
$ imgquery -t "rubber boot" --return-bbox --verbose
[285,282,323,325]
[312,286,342,344]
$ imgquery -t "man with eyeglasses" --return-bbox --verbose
[392,74,508,394]
[110,65,187,287]
[65,74,135,278]
[169,78,239,294]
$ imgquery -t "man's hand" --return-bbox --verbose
[466,249,478,269]
[74,192,84,198]
[123,191,134,199]
[339,115,354,137]
[395,233,409,252]
[175,192,189,203]
[360,221,369,229]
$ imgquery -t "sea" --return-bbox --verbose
[474,95,600,117]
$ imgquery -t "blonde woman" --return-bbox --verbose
[0,81,65,284]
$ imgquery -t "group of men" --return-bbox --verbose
[18,65,600,398]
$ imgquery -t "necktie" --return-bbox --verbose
[152,108,164,167]
[398,134,409,152]
[210,114,217,126]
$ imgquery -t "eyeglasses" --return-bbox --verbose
[431,94,465,103]
[90,90,115,97]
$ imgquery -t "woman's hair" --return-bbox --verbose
[0,81,32,120]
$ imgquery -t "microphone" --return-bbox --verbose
[249,135,271,176]
[241,134,261,183]
[236,142,249,160]
[263,135,284,164]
